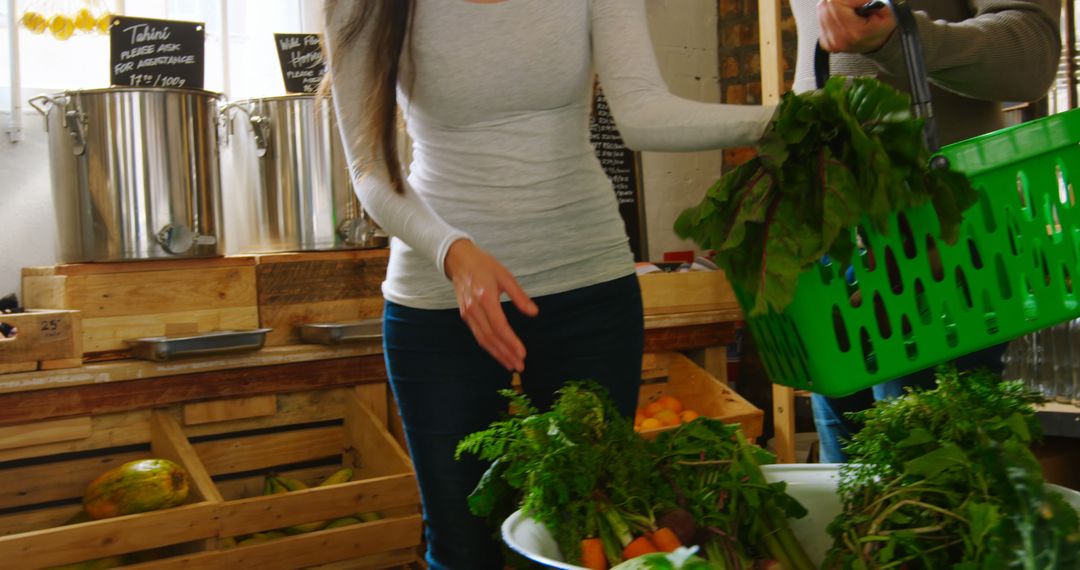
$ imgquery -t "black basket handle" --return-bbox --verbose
[814,0,946,164]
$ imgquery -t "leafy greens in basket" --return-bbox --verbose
[675,77,978,315]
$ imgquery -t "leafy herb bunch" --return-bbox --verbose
[651,420,813,570]
[456,383,661,565]
[826,367,1080,570]
[675,77,978,315]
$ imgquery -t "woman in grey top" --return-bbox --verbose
[322,1,777,567]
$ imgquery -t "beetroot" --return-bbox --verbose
[656,508,698,546]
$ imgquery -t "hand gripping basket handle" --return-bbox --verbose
[814,0,948,166]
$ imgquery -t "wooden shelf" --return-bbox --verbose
[0,352,388,427]
[0,343,383,395]
[1037,401,1080,439]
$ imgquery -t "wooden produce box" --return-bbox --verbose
[638,269,739,315]
[637,352,763,440]
[171,385,422,569]
[0,309,82,374]
[0,412,222,569]
[21,258,259,359]
[255,250,388,347]
[0,386,421,569]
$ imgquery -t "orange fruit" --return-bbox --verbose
[634,411,645,425]
[643,401,665,417]
[680,410,700,423]
[653,409,680,427]
[639,418,662,431]
[657,395,684,414]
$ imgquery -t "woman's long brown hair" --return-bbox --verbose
[322,0,413,195]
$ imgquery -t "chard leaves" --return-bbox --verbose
[675,77,979,315]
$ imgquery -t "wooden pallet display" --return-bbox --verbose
[0,385,421,569]
[21,258,260,359]
[637,352,763,440]
[0,309,82,374]
[254,250,389,347]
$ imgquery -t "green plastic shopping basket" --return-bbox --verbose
[746,0,1080,396]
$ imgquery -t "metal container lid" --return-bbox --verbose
[51,86,224,99]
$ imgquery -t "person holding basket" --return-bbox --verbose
[792,0,1062,463]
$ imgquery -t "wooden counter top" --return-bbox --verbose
[0,306,741,396]
[0,343,383,395]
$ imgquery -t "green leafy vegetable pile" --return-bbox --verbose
[651,420,812,569]
[826,367,1080,570]
[674,77,978,315]
[456,383,812,569]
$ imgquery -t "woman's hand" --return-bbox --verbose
[817,0,896,54]
[444,239,539,371]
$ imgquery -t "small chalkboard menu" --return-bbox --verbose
[274,33,326,94]
[110,16,204,89]
[590,86,648,261]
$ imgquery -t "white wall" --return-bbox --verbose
[0,110,55,299]
[642,0,724,261]
[0,0,725,299]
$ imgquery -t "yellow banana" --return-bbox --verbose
[284,520,328,534]
[236,535,272,547]
[260,531,287,539]
[357,511,383,522]
[238,531,286,547]
[275,476,309,491]
[318,468,354,487]
[266,477,289,495]
[220,537,238,549]
[325,517,361,529]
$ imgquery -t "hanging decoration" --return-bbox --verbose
[18,0,116,41]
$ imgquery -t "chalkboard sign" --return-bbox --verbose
[274,33,326,94]
[590,87,648,261]
[110,16,204,89]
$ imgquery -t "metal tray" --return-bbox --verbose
[299,319,382,345]
[126,329,272,362]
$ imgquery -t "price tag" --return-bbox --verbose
[274,33,326,94]
[590,86,648,261]
[110,16,205,89]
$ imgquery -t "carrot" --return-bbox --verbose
[621,535,658,560]
[581,537,608,570]
[650,527,682,552]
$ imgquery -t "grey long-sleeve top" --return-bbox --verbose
[325,0,776,309]
[792,0,1061,144]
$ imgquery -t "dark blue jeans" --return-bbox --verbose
[383,274,644,570]
[812,343,1008,463]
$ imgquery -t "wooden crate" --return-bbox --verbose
[21,258,259,359]
[638,270,739,315]
[0,386,421,569]
[254,250,388,347]
[637,352,763,440]
[0,309,82,374]
[0,412,221,569]
[158,385,422,569]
